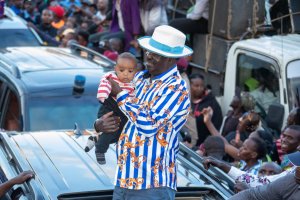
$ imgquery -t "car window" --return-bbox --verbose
[28,95,100,131]
[286,60,300,108]
[236,53,280,117]
[3,91,21,131]
[0,29,40,48]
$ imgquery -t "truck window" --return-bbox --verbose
[236,54,280,117]
[287,60,300,109]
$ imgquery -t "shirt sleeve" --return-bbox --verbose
[229,174,294,200]
[186,0,209,20]
[116,85,190,137]
[228,166,291,187]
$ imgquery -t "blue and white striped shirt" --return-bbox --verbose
[115,66,190,190]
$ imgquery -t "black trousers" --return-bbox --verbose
[169,17,208,34]
[96,96,128,153]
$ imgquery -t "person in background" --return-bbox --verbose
[59,28,76,47]
[95,0,108,21]
[138,0,168,36]
[272,107,300,166]
[37,9,57,37]
[77,30,89,46]
[21,0,40,24]
[202,150,298,190]
[236,137,266,175]
[169,0,208,47]
[201,136,225,160]
[222,92,256,137]
[233,162,282,193]
[258,162,282,177]
[189,74,223,146]
[49,5,65,30]
[9,0,24,16]
[89,0,141,52]
[225,111,260,149]
[228,153,300,199]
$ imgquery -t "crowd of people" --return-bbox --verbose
[2,0,299,199]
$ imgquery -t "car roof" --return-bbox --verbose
[1,7,27,29]
[1,131,230,199]
[0,47,112,92]
[233,34,300,64]
[3,131,114,199]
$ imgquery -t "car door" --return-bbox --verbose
[0,79,22,131]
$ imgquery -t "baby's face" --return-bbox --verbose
[115,58,137,83]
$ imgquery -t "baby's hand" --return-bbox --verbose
[108,78,122,96]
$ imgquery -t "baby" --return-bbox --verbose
[85,52,138,164]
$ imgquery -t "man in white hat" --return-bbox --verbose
[99,25,193,199]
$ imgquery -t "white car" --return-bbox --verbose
[0,7,42,48]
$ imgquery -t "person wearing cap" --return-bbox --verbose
[95,25,192,199]
[49,5,65,29]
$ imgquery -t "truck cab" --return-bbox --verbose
[221,34,300,126]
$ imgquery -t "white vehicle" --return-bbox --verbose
[191,34,300,131]
[222,34,300,122]
[0,7,42,47]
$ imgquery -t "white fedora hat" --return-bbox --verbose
[138,25,193,58]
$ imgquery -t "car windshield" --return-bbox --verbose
[0,29,40,48]
[28,94,100,131]
[287,60,300,108]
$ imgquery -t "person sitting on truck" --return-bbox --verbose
[250,68,280,116]
[169,0,209,48]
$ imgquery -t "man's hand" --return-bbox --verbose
[108,78,122,97]
[202,156,231,173]
[94,112,120,133]
[11,171,34,185]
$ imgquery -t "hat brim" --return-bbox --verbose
[287,151,300,166]
[138,36,193,58]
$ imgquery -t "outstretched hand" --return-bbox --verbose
[11,171,34,185]
[202,156,231,173]
[202,106,213,124]
[94,111,121,133]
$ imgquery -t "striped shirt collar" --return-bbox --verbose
[143,65,178,82]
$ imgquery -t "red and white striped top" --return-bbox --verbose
[97,71,135,103]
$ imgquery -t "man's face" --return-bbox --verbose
[145,51,169,77]
[258,163,282,177]
[115,58,137,83]
[281,128,300,154]
[41,10,54,24]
